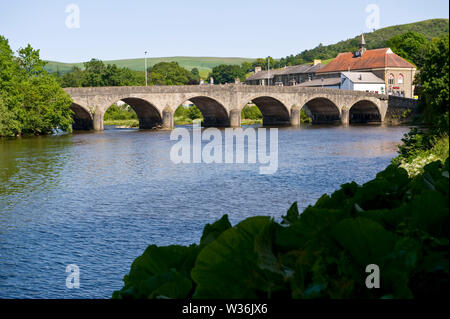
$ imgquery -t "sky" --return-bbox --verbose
[0,0,448,62]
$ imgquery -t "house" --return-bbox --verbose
[340,72,385,94]
[316,34,416,98]
[245,60,323,86]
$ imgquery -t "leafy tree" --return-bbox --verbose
[104,104,137,120]
[0,97,20,136]
[187,105,202,120]
[82,59,106,87]
[241,62,253,74]
[148,62,195,85]
[387,31,428,67]
[189,68,200,85]
[417,35,449,132]
[208,64,245,84]
[241,105,262,120]
[252,58,266,70]
[17,76,73,134]
[0,35,73,136]
[58,66,83,87]
[17,44,47,77]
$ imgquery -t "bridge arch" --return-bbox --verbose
[349,100,382,124]
[70,103,93,130]
[243,96,290,126]
[302,97,340,124]
[175,96,230,127]
[104,97,163,129]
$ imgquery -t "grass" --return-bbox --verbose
[241,119,262,125]
[104,119,139,128]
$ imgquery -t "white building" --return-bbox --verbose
[340,72,386,94]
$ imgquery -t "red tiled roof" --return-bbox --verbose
[317,48,416,73]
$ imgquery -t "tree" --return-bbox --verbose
[187,105,202,120]
[417,35,449,132]
[387,31,428,68]
[252,58,266,70]
[0,35,73,136]
[0,97,20,136]
[208,64,245,84]
[148,62,195,85]
[241,62,253,74]
[58,66,83,87]
[17,44,47,77]
[191,68,199,77]
[17,76,74,135]
[82,59,106,86]
[189,68,201,84]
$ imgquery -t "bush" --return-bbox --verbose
[187,105,203,120]
[104,104,137,121]
[300,109,312,124]
[242,105,262,120]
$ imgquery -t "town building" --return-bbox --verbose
[315,34,416,98]
[245,60,323,86]
[340,72,385,94]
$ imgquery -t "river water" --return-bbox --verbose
[0,124,410,298]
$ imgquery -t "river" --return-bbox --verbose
[0,124,410,298]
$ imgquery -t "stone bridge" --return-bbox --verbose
[64,85,390,131]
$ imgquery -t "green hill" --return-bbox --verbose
[295,18,449,62]
[45,57,255,78]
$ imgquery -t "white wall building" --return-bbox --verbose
[340,72,386,94]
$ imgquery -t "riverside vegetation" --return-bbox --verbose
[0,36,73,137]
[113,35,449,299]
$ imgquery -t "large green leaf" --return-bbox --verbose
[200,214,232,246]
[276,207,348,251]
[191,216,281,298]
[281,202,299,225]
[331,217,398,267]
[113,244,199,299]
[410,190,449,237]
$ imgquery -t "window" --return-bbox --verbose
[398,74,404,84]
[388,74,395,85]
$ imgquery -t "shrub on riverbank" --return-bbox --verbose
[397,134,449,176]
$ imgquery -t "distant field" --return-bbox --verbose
[45,56,256,79]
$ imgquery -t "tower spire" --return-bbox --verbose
[359,33,366,56]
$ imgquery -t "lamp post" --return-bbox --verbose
[144,51,148,86]
[267,57,270,86]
